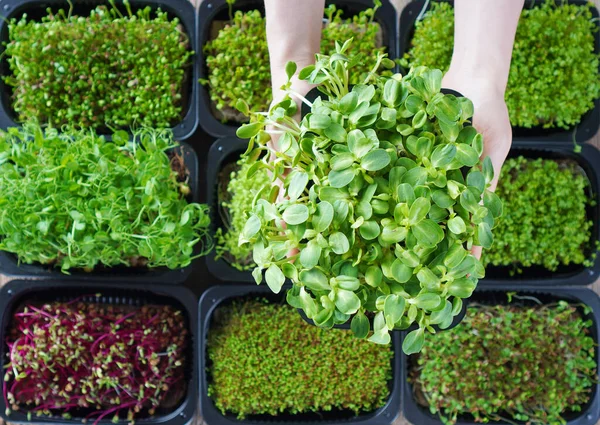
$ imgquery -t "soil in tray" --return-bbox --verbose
[205,294,394,421]
[202,2,387,125]
[0,1,194,131]
[2,291,191,422]
[482,153,596,278]
[407,290,597,425]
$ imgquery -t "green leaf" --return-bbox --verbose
[365,266,383,287]
[328,168,355,188]
[347,129,373,159]
[456,144,480,167]
[300,240,321,269]
[265,264,285,293]
[361,149,390,172]
[282,204,309,225]
[484,191,503,218]
[329,232,350,254]
[413,293,442,310]
[396,183,416,205]
[466,171,485,194]
[335,289,360,315]
[431,190,454,208]
[460,189,480,213]
[402,328,425,355]
[429,299,452,325]
[236,122,263,139]
[339,92,359,115]
[285,61,297,80]
[401,166,427,186]
[359,220,381,240]
[482,156,494,183]
[381,225,408,244]
[447,277,477,298]
[252,267,262,285]
[336,275,360,291]
[351,311,370,339]
[299,286,318,318]
[412,219,444,248]
[309,114,332,129]
[447,216,466,234]
[242,214,261,242]
[331,153,355,171]
[391,259,413,283]
[431,143,457,168]
[476,222,493,249]
[324,123,347,143]
[423,69,443,95]
[313,201,334,232]
[408,197,431,224]
[287,172,309,201]
[384,294,406,328]
[383,78,402,107]
[417,267,440,291]
[369,331,391,345]
[299,269,331,291]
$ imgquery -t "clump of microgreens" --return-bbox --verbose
[402,0,600,129]
[0,124,212,272]
[4,299,188,424]
[207,298,392,418]
[483,156,595,272]
[235,39,501,354]
[215,155,270,271]
[4,0,192,129]
[201,0,387,122]
[411,293,597,425]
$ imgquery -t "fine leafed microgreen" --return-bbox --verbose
[236,39,501,355]
[411,297,597,425]
[4,0,192,129]
[0,124,212,272]
[4,299,188,424]
[483,156,595,272]
[207,298,392,418]
[402,0,600,129]
[215,154,270,271]
[202,0,387,122]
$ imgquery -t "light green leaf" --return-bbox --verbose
[329,232,350,254]
[361,149,390,172]
[329,168,355,188]
[412,219,444,248]
[408,197,431,224]
[447,216,466,234]
[413,293,442,310]
[300,240,321,269]
[299,269,331,291]
[287,172,309,201]
[282,204,309,225]
[447,277,477,298]
[335,289,361,315]
[351,311,370,339]
[402,328,425,355]
[265,264,285,293]
[313,201,334,232]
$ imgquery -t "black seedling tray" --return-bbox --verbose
[398,0,600,143]
[205,137,256,283]
[481,141,600,285]
[0,279,199,425]
[0,0,198,140]
[198,284,401,425]
[0,142,201,284]
[402,285,600,425]
[197,0,399,138]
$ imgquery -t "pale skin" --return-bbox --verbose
[264,0,525,258]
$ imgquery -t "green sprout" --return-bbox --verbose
[483,156,594,272]
[412,297,597,425]
[236,39,501,354]
[0,124,212,272]
[215,155,270,271]
[402,0,600,129]
[207,298,393,418]
[4,0,192,129]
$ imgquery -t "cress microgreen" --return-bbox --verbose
[483,156,595,272]
[215,154,270,271]
[402,0,600,129]
[4,299,188,423]
[411,296,597,425]
[207,298,392,418]
[4,0,192,129]
[0,124,212,272]
[236,39,501,354]
[202,0,388,122]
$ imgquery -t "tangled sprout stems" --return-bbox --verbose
[0,124,212,272]
[4,300,188,424]
[4,0,192,129]
[207,299,393,418]
[412,298,597,425]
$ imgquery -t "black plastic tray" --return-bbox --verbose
[0,279,198,425]
[398,0,600,143]
[0,141,201,284]
[197,0,399,138]
[0,0,198,140]
[402,285,600,425]
[198,284,401,425]
[204,137,256,283]
[481,142,600,285]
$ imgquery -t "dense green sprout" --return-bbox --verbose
[0,124,212,272]
[411,298,597,425]
[483,156,593,272]
[4,1,192,129]
[402,0,600,129]
[215,155,270,271]
[207,299,393,418]
[202,2,387,121]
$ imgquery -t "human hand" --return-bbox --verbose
[442,70,512,259]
